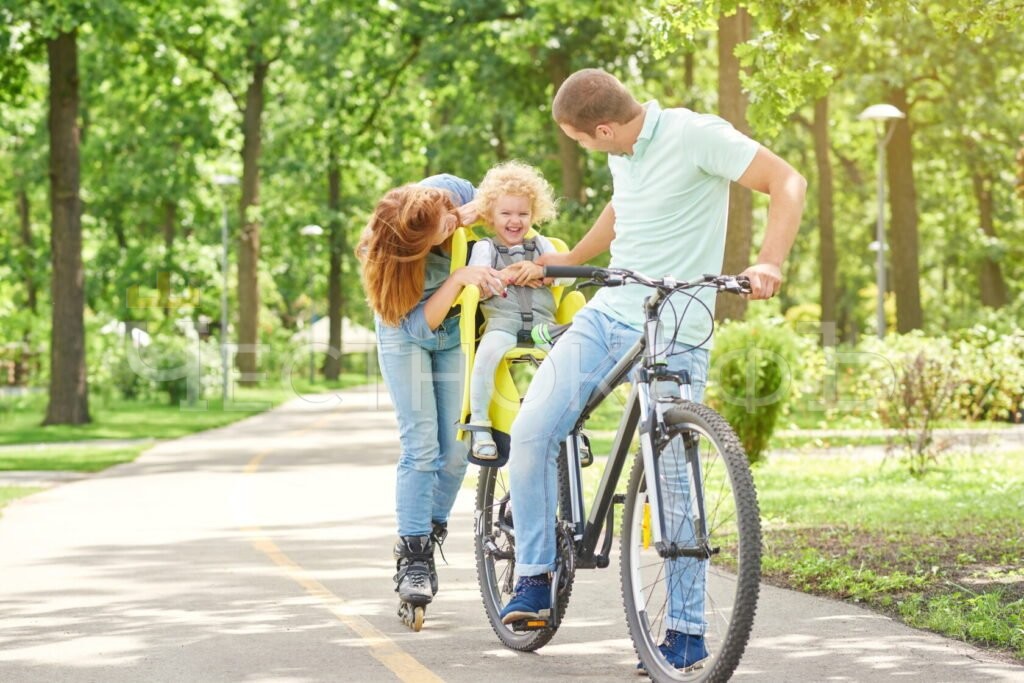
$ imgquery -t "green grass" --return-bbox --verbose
[756,450,1024,659]
[0,373,372,446]
[899,591,1024,654]
[770,433,891,449]
[0,444,153,472]
[0,486,44,515]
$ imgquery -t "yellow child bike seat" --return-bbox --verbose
[450,225,585,465]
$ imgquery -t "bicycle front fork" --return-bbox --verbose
[636,374,711,558]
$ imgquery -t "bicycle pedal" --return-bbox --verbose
[510,617,550,631]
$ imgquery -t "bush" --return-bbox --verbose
[89,322,153,403]
[707,319,799,463]
[950,326,1024,423]
[870,334,961,475]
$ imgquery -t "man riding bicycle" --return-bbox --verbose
[498,68,806,672]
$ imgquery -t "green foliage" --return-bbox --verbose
[855,332,1024,474]
[949,327,1024,423]
[757,449,1024,657]
[856,334,955,474]
[707,319,799,463]
[765,549,929,600]
[1,0,1023,406]
[0,385,344,446]
[0,486,43,514]
[0,11,33,104]
[0,443,149,472]
[900,591,1024,657]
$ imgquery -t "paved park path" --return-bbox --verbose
[1,388,1021,682]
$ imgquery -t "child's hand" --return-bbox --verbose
[501,261,544,286]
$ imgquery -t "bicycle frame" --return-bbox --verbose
[559,285,712,570]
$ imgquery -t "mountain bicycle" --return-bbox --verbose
[473,265,762,682]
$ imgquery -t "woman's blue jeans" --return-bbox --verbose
[509,307,709,634]
[376,318,468,538]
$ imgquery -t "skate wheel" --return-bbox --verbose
[412,606,424,631]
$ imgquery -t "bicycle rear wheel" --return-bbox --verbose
[474,448,574,651]
[620,401,761,682]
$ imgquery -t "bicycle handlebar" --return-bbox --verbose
[543,265,606,279]
[542,265,751,295]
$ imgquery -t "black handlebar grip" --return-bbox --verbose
[543,265,605,279]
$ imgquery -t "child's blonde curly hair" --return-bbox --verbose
[475,160,557,227]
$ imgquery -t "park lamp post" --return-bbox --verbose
[213,174,239,403]
[300,224,325,384]
[858,103,905,339]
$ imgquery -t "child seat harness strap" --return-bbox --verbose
[488,238,538,345]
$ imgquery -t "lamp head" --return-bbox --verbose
[858,104,905,122]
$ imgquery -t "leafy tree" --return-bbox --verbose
[79,10,220,330]
[158,0,294,384]
[3,0,98,424]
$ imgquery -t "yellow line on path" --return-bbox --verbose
[242,412,445,683]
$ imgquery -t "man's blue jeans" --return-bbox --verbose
[509,307,709,635]
[376,317,468,538]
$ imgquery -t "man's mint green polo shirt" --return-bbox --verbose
[588,100,760,347]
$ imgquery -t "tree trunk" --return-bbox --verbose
[971,171,1008,308]
[111,215,127,250]
[684,52,695,92]
[323,152,344,381]
[17,188,38,314]
[812,96,837,342]
[885,86,923,332]
[15,187,36,386]
[44,30,90,425]
[160,200,177,318]
[237,57,268,385]
[547,50,583,203]
[715,8,752,323]
[162,199,176,252]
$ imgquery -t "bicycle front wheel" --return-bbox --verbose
[620,401,761,682]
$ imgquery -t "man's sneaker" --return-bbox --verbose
[499,574,551,624]
[636,630,709,673]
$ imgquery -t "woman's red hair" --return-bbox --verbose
[357,185,455,326]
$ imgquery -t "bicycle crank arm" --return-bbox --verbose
[654,541,720,559]
[482,538,514,560]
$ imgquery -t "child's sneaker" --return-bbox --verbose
[499,574,551,624]
[636,630,708,673]
[470,420,497,460]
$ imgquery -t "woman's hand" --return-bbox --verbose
[455,200,481,227]
[452,265,506,299]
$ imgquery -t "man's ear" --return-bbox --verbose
[595,123,614,139]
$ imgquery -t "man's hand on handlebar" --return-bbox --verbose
[739,263,782,300]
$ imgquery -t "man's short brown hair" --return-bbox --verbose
[552,68,641,135]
